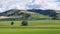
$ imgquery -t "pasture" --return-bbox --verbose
[0,20,60,27]
[0,20,60,34]
[0,28,60,34]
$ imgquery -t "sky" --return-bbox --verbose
[0,0,60,13]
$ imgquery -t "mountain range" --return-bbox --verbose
[0,9,60,20]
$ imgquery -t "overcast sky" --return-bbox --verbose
[0,0,60,13]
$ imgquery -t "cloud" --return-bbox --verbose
[0,0,60,12]
[0,8,3,12]
[26,0,60,10]
[39,0,60,10]
[0,8,2,11]
[8,4,26,10]
[32,0,60,10]
[0,0,32,12]
[26,4,41,9]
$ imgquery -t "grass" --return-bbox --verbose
[0,28,60,34]
[0,20,60,34]
[0,20,60,27]
[31,13,51,18]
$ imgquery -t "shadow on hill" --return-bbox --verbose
[27,9,57,17]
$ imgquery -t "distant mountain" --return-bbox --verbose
[0,9,30,17]
[0,9,32,20]
[0,9,58,17]
[0,9,53,20]
[1,9,60,17]
[27,9,57,17]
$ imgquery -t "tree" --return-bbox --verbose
[21,20,28,26]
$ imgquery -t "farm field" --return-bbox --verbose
[0,20,60,34]
[0,20,60,27]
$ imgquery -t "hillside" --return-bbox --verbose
[27,9,57,17]
[0,9,54,20]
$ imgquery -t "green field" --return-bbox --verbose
[0,20,60,27]
[0,20,60,34]
[0,28,60,34]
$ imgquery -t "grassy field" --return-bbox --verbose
[0,20,60,34]
[0,28,60,34]
[0,20,60,27]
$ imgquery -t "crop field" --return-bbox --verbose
[0,20,60,34]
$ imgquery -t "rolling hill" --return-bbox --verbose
[0,9,58,20]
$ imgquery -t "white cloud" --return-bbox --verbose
[0,8,2,11]
[0,8,3,12]
[8,4,26,10]
[33,0,42,4]
[0,0,32,12]
[0,0,60,12]
[32,0,60,10]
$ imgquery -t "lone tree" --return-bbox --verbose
[11,21,14,25]
[21,20,28,26]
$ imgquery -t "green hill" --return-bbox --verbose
[0,9,52,20]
